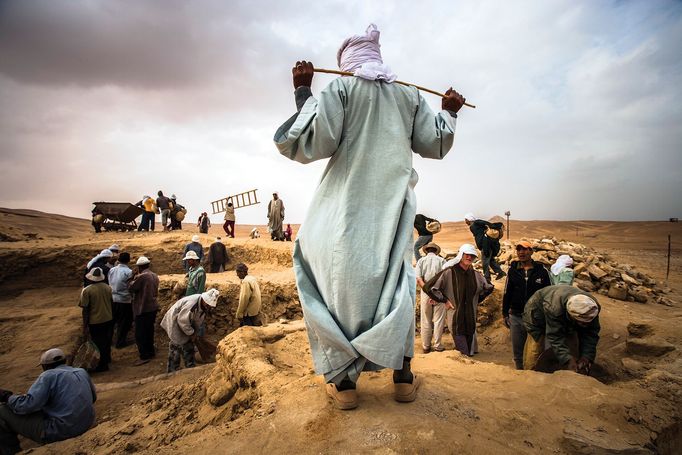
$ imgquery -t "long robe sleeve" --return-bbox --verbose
[274,79,346,164]
[411,94,457,159]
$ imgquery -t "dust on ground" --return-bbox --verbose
[1,208,681,454]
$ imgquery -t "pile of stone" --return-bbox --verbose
[492,237,674,306]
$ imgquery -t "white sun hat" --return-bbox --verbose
[183,250,200,261]
[201,288,220,307]
[85,267,105,282]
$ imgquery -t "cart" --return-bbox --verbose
[92,202,144,232]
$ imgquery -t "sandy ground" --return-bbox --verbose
[0,208,681,454]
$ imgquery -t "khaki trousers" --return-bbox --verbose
[420,291,446,350]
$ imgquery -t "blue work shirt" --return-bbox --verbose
[108,263,133,303]
[8,365,96,442]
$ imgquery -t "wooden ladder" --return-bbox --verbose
[210,189,260,214]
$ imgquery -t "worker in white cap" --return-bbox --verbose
[128,256,160,365]
[522,285,601,373]
[161,288,220,372]
[183,250,206,296]
[183,235,204,271]
[0,348,96,453]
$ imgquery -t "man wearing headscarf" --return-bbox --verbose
[273,24,466,409]
[550,255,574,285]
[267,192,285,241]
[426,244,493,356]
[522,285,600,374]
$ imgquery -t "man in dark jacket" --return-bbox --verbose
[413,214,436,262]
[502,240,551,369]
[523,285,600,374]
[206,237,229,273]
[464,213,505,282]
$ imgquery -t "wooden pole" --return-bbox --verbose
[313,68,476,109]
[666,234,671,283]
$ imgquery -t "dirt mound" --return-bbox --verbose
[39,320,681,455]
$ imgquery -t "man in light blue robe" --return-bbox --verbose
[273,24,466,409]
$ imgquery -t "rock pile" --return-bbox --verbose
[492,237,674,306]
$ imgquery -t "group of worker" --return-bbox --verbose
[415,213,599,375]
[0,236,265,453]
[134,191,186,232]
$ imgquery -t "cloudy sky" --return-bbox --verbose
[0,0,680,224]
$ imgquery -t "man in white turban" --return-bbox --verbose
[522,285,601,374]
[274,24,466,409]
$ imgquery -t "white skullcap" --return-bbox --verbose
[136,256,150,266]
[201,288,220,307]
[108,244,120,252]
[464,213,476,222]
[567,294,599,323]
[191,235,200,243]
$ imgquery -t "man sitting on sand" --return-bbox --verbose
[0,348,96,454]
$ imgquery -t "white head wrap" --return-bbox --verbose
[200,288,220,307]
[337,24,397,83]
[566,294,599,323]
[551,255,574,276]
[443,243,479,268]
[108,244,120,252]
[464,213,476,222]
[87,249,114,269]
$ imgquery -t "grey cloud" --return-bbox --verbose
[0,0,311,89]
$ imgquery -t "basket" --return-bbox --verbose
[73,340,100,370]
[485,227,502,239]
[175,211,186,221]
[426,221,441,234]
[92,214,104,223]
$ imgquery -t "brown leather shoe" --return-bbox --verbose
[325,383,358,410]
[394,375,422,403]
